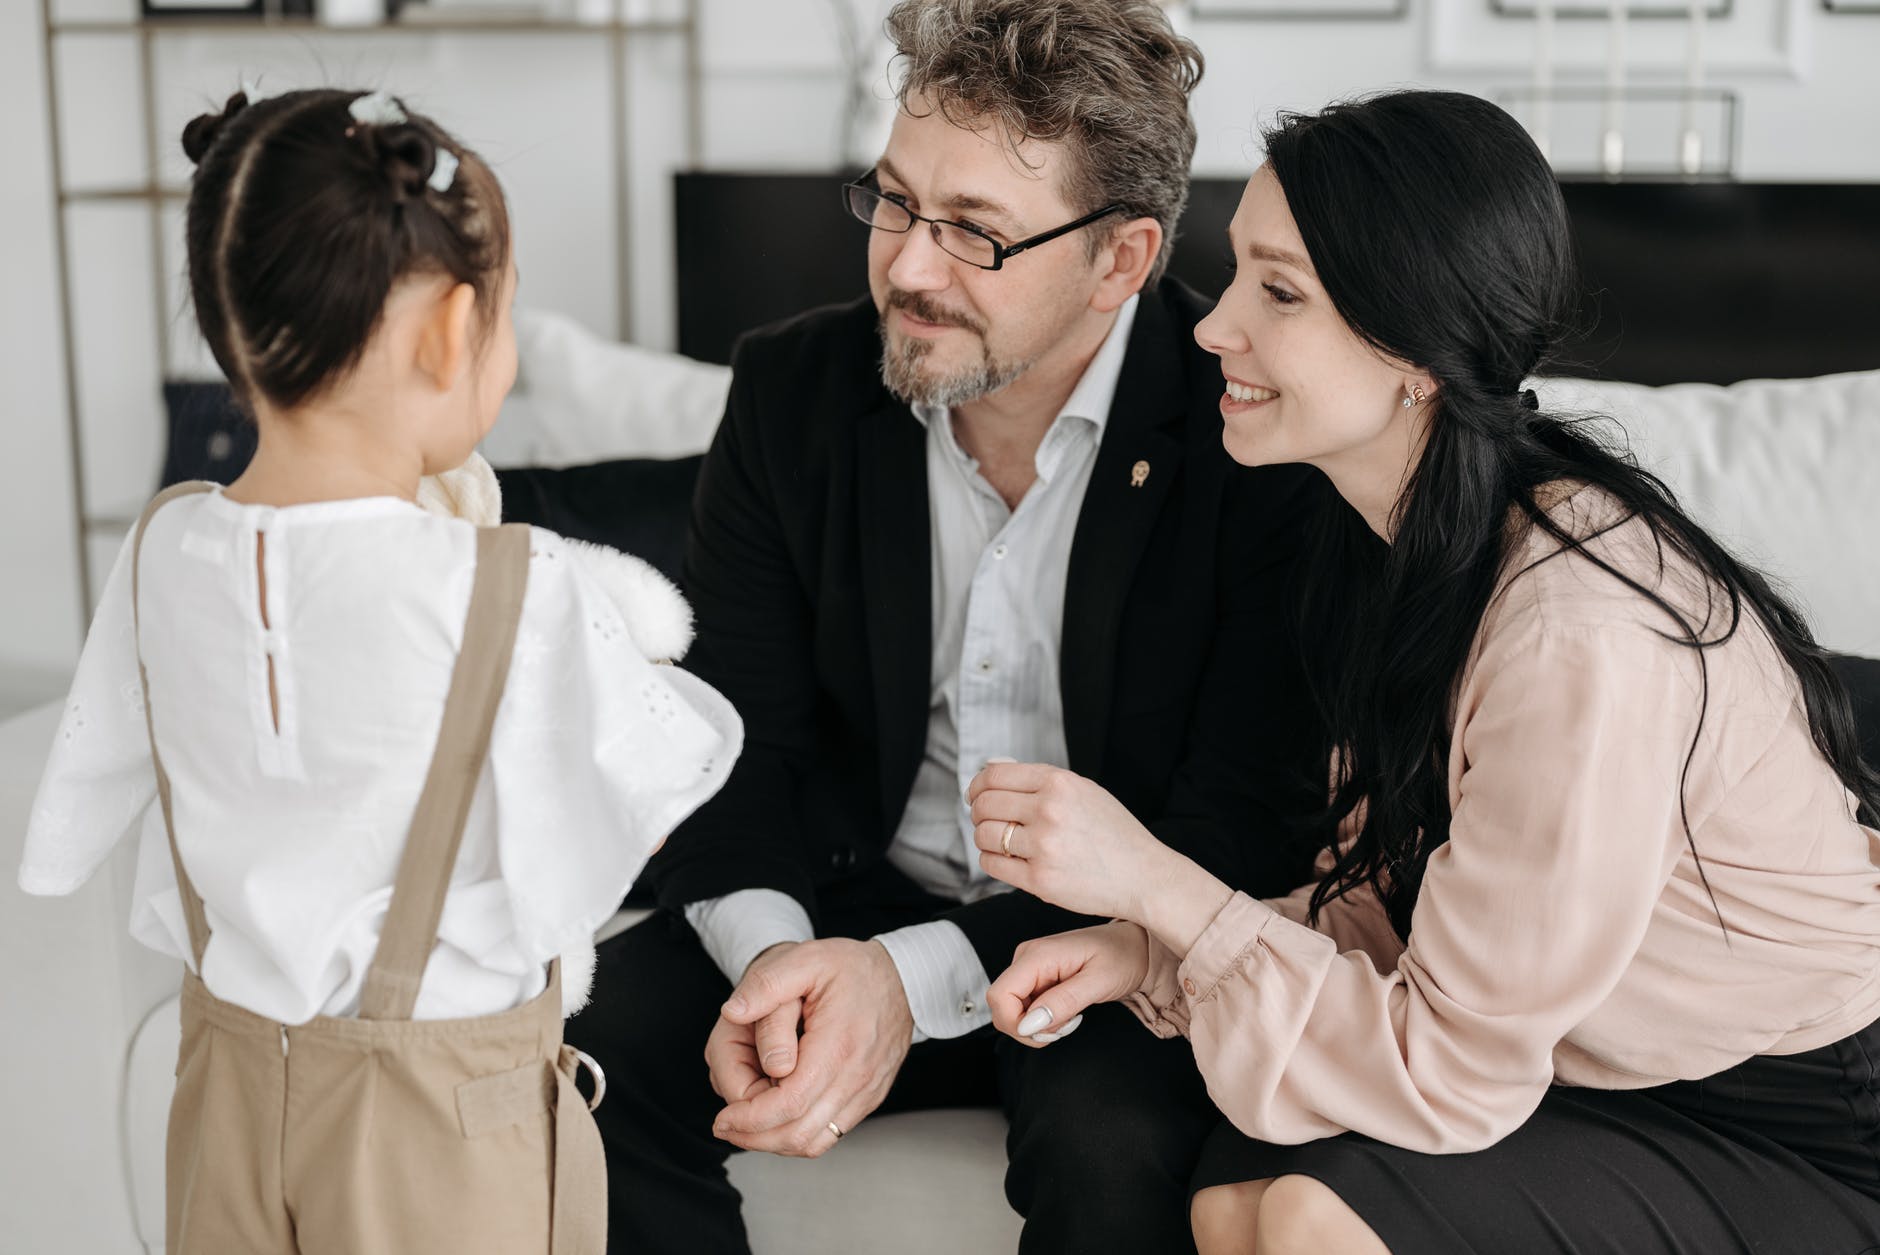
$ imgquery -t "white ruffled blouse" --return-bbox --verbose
[18,482,741,1025]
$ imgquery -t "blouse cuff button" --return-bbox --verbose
[1182,978,1198,998]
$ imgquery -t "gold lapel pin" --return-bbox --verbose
[1130,460,1151,488]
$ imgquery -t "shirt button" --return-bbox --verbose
[1182,978,1198,997]
[961,1000,976,1016]
[977,658,994,674]
[993,544,1008,560]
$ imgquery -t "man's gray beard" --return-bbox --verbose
[878,325,1034,410]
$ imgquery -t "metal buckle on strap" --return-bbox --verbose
[562,1044,606,1112]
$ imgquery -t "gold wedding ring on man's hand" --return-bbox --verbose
[826,1121,845,1141]
[1000,820,1020,857]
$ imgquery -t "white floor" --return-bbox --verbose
[0,694,1022,1254]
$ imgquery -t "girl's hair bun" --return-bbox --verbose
[371,122,441,204]
[182,91,250,166]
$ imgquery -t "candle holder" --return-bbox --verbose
[1191,0,1406,16]
[1498,85,1738,180]
[1490,0,1729,14]
[1428,0,1799,77]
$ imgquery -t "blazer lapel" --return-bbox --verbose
[855,398,934,829]
[1061,293,1189,775]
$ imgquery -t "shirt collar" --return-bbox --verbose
[1055,292,1137,438]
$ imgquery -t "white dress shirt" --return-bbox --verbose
[686,296,1139,1040]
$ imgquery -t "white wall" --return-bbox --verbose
[1,0,86,705]
[4,0,1879,692]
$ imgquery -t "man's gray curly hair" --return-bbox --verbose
[883,0,1203,284]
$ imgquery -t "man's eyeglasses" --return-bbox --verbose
[842,170,1124,272]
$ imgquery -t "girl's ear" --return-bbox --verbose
[413,280,479,390]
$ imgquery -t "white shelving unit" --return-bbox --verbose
[38,0,701,617]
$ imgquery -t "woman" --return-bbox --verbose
[966,91,1880,1254]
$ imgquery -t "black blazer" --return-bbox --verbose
[647,281,1331,976]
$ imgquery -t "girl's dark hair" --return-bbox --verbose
[182,88,510,412]
[1267,90,1880,941]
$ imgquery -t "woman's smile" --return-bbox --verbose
[1220,373,1279,417]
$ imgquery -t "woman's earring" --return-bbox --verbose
[1401,392,1413,408]
[1411,383,1428,406]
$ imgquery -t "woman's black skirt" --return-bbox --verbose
[1191,1017,1880,1254]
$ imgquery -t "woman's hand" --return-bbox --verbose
[967,761,1183,922]
[989,922,1152,1048]
[968,761,1239,957]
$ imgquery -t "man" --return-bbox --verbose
[565,2,1329,1251]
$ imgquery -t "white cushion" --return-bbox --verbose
[1534,370,1880,657]
[731,1109,1019,1255]
[481,309,731,469]
[480,313,1880,656]
[592,906,1017,1250]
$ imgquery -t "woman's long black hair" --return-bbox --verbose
[1273,91,1880,941]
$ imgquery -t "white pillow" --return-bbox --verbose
[1533,370,1880,658]
[481,308,732,469]
[475,313,1880,656]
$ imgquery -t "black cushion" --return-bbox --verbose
[495,456,706,908]
[1829,654,1880,774]
[160,380,257,487]
[494,457,703,590]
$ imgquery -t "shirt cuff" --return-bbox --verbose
[874,920,993,1044]
[1124,934,1191,1040]
[1164,891,1283,1025]
[1125,894,1281,1039]
[683,889,815,984]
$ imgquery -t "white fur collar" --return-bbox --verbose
[418,452,694,661]
[560,538,695,663]
[559,941,596,1016]
[417,452,504,527]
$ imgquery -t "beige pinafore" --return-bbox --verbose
[133,483,607,1255]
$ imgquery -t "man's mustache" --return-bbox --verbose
[884,289,985,337]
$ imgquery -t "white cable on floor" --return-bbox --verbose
[121,994,177,1255]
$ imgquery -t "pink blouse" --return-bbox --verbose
[1126,488,1880,1154]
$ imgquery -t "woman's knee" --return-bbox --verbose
[1252,1174,1389,1255]
[1190,1179,1267,1255]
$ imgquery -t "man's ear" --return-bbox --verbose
[413,280,478,391]
[1091,216,1162,313]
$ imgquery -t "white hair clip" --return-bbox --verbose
[347,91,408,128]
[428,148,460,194]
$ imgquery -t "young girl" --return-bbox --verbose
[17,88,740,1255]
[962,90,1880,1253]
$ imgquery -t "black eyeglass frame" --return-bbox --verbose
[842,170,1127,272]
